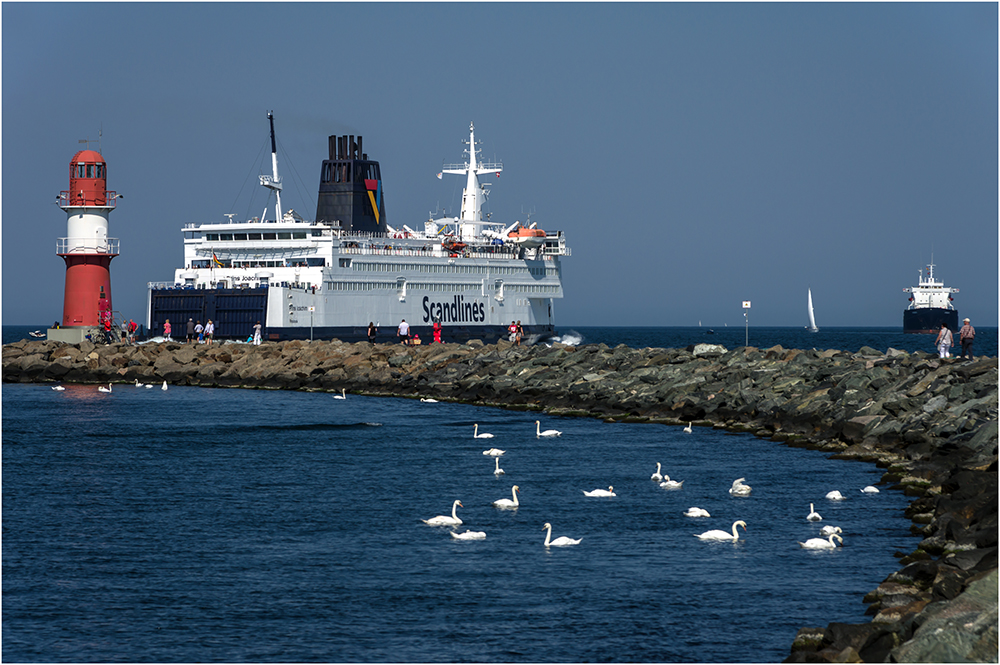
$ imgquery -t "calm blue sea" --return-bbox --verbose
[2,326,984,662]
[2,323,932,662]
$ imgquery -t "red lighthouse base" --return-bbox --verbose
[59,254,114,327]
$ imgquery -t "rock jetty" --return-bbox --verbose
[4,337,997,662]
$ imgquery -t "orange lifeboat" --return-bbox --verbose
[507,227,546,248]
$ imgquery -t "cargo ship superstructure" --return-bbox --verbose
[902,262,959,334]
[147,116,569,343]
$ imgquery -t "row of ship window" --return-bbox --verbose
[323,281,559,294]
[351,261,555,277]
[200,232,313,241]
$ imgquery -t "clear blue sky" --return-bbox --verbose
[3,3,996,328]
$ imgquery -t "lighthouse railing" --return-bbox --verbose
[56,237,120,255]
[58,191,119,208]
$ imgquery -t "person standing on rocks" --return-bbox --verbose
[205,320,215,346]
[515,320,524,346]
[432,321,442,344]
[163,319,172,342]
[368,322,377,344]
[195,320,204,343]
[935,322,953,359]
[186,318,195,344]
[959,317,975,361]
[252,321,262,346]
[397,319,410,345]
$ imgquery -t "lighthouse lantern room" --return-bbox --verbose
[48,148,123,344]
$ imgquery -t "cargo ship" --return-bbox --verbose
[902,262,959,334]
[147,115,569,343]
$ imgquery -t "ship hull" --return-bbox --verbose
[903,308,958,334]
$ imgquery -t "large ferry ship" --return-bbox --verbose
[902,262,959,333]
[147,115,569,343]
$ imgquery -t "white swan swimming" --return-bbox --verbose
[474,424,495,439]
[695,520,747,541]
[861,485,880,494]
[51,385,66,391]
[583,486,615,497]
[420,398,439,403]
[482,447,505,457]
[161,381,168,391]
[333,388,346,399]
[729,478,752,496]
[807,503,822,521]
[542,522,582,547]
[493,485,520,509]
[799,533,844,550]
[825,490,845,501]
[422,500,463,526]
[684,507,711,518]
[493,457,505,476]
[134,380,145,388]
[682,422,693,433]
[450,530,486,540]
[535,420,562,438]
[659,475,684,490]
[97,383,112,393]
[651,462,663,482]
[820,525,843,536]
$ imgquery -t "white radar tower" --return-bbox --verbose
[441,122,502,240]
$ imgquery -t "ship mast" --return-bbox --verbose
[441,122,502,238]
[259,111,283,222]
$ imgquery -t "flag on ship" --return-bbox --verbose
[213,253,223,267]
[436,172,442,180]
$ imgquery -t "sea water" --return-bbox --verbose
[3,375,921,662]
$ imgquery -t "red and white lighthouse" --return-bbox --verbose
[50,149,122,342]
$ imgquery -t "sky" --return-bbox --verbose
[3,2,997,328]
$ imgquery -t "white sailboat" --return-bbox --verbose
[806,288,819,333]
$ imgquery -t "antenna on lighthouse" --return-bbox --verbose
[259,111,283,222]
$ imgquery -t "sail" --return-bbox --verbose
[807,289,819,332]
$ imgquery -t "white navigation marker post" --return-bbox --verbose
[742,300,751,346]
[309,306,315,341]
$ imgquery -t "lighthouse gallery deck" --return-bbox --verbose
[147,117,570,343]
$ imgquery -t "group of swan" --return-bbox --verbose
[542,522,582,547]
[583,486,616,497]
[695,520,747,542]
[492,485,520,509]
[729,478,752,496]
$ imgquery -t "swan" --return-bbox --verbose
[684,507,711,518]
[799,533,844,550]
[134,379,145,388]
[820,525,843,536]
[493,456,505,476]
[659,475,684,490]
[729,478,752,496]
[97,383,112,393]
[583,486,615,497]
[333,388,346,399]
[535,420,562,438]
[542,522,582,547]
[651,462,663,482]
[422,500,463,526]
[420,398,438,403]
[695,520,747,541]
[474,424,495,439]
[682,422,693,433]
[450,530,486,540]
[161,381,168,391]
[51,385,66,391]
[861,485,880,494]
[826,490,845,501]
[482,447,505,457]
[493,485,520,509]
[807,503,822,521]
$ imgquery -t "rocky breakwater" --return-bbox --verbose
[4,337,997,661]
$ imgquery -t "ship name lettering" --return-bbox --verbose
[422,295,484,323]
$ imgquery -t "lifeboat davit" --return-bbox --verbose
[507,227,546,248]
